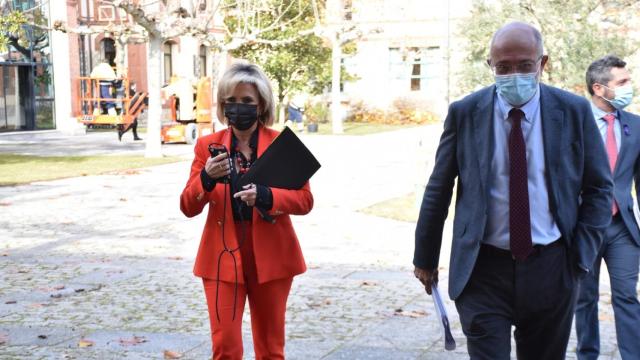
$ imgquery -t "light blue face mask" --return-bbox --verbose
[602,84,634,110]
[494,72,539,107]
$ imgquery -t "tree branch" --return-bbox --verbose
[115,0,161,36]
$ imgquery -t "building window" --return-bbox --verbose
[199,45,207,77]
[344,0,352,21]
[389,47,441,92]
[98,5,116,21]
[101,38,116,66]
[163,42,173,84]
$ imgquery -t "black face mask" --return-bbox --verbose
[224,103,259,131]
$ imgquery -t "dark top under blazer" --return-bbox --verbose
[414,83,614,300]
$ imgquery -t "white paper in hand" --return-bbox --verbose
[431,284,456,351]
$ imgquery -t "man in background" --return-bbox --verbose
[574,55,640,360]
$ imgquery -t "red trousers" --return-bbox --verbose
[203,222,293,360]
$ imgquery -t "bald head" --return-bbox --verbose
[490,22,544,61]
[487,22,547,77]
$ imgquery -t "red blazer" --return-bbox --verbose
[180,126,313,284]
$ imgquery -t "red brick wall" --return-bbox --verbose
[127,43,148,92]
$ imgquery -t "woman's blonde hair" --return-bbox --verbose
[216,61,275,126]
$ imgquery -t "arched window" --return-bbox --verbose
[199,45,207,77]
[163,42,173,84]
[101,38,116,66]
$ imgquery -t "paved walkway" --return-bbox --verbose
[0,127,624,359]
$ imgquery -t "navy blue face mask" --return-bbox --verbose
[224,103,259,130]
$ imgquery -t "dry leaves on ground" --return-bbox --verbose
[394,308,428,318]
[163,350,183,359]
[118,335,147,346]
[78,339,95,348]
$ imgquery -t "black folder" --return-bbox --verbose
[237,127,321,189]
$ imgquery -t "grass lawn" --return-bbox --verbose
[359,192,419,223]
[271,122,415,135]
[312,122,414,135]
[0,154,181,186]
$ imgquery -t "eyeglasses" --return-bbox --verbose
[491,56,543,75]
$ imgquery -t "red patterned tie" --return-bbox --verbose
[603,114,618,215]
[509,108,533,261]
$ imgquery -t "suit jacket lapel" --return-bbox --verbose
[472,86,495,199]
[539,84,564,207]
[615,111,630,175]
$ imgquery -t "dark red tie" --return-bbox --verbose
[509,108,533,261]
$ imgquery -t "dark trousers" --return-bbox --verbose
[575,214,640,360]
[455,240,577,360]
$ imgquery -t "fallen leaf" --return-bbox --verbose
[0,201,11,206]
[78,339,94,348]
[28,303,45,308]
[75,288,85,293]
[360,281,377,286]
[163,350,183,359]
[118,335,147,346]
[0,332,8,345]
[1,253,8,257]
[119,198,128,202]
[38,335,47,339]
[53,285,65,290]
[50,294,62,299]
[394,309,428,318]
[599,313,614,322]
[5,300,17,304]
[167,256,183,261]
[17,269,29,273]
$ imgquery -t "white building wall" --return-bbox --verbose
[50,2,85,134]
[345,0,473,117]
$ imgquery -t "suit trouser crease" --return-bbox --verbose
[202,222,293,360]
[575,215,640,360]
[455,241,577,360]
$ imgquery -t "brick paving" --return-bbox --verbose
[0,127,626,359]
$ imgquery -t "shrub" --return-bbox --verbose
[346,97,440,125]
[305,101,330,124]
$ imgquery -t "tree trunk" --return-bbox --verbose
[330,37,343,134]
[145,36,163,158]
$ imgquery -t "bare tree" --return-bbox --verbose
[112,0,320,156]
[310,0,381,134]
[45,1,343,149]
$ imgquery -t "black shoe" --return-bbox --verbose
[118,131,123,141]
[134,137,143,141]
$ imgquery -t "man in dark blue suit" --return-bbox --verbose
[413,22,613,359]
[574,55,640,360]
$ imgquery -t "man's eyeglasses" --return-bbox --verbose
[491,56,543,75]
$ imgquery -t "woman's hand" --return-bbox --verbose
[234,183,257,206]
[204,153,231,180]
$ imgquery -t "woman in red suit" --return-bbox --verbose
[180,62,313,359]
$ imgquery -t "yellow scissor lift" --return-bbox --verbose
[76,76,148,132]
[160,76,215,144]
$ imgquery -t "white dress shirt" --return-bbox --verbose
[484,86,562,249]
